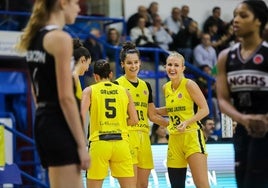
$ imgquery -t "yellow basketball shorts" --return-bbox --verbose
[167,129,207,168]
[86,140,134,179]
[129,130,154,169]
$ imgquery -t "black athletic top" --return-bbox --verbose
[26,25,67,104]
[226,41,268,114]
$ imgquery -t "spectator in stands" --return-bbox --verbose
[150,123,169,144]
[83,28,103,86]
[127,5,150,35]
[149,14,173,52]
[206,20,234,54]
[105,27,122,78]
[206,20,220,45]
[130,16,165,63]
[163,7,183,39]
[105,27,122,62]
[196,65,216,98]
[147,1,159,25]
[216,20,237,52]
[203,6,227,37]
[196,64,220,130]
[201,117,218,142]
[171,20,201,63]
[83,28,103,61]
[130,16,155,48]
[193,33,217,69]
[181,5,193,29]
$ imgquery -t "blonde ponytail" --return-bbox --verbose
[16,0,55,52]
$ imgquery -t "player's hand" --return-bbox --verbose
[244,114,268,138]
[248,119,267,138]
[78,146,90,170]
[176,121,187,132]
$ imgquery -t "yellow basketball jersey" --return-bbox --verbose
[89,81,129,141]
[116,76,150,133]
[165,78,201,134]
[75,78,83,100]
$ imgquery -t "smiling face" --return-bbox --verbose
[121,53,141,80]
[165,54,185,80]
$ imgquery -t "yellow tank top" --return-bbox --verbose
[165,78,201,134]
[89,81,129,141]
[75,78,83,100]
[116,76,150,133]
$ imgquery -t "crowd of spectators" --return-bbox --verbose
[123,2,234,137]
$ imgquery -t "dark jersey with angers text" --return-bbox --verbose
[226,41,268,114]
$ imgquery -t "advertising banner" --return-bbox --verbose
[0,31,22,56]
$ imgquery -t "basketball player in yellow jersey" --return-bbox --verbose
[80,59,138,188]
[157,52,210,188]
[72,38,91,100]
[72,38,91,188]
[115,41,169,188]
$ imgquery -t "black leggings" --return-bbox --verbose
[234,125,268,188]
[168,167,187,188]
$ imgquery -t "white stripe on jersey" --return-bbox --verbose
[227,70,268,91]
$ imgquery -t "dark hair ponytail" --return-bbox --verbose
[242,0,268,36]
[73,38,91,64]
[93,59,111,78]
[120,41,140,62]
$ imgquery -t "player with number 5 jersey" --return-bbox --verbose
[81,59,138,188]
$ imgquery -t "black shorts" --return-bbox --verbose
[233,124,249,163]
[34,106,80,168]
[234,124,268,187]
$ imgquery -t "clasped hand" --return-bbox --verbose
[244,114,268,138]
[176,121,188,132]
